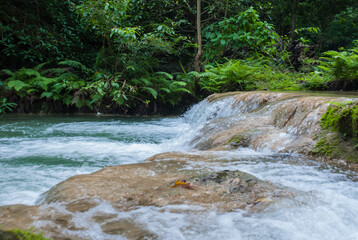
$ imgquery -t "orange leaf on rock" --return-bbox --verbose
[170,180,194,190]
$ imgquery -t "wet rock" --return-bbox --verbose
[190,92,355,155]
[101,219,157,239]
[0,205,38,230]
[0,151,293,239]
[37,159,288,212]
[65,198,99,213]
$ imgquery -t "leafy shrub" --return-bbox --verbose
[131,71,192,106]
[299,73,329,90]
[317,42,358,89]
[203,7,279,61]
[1,60,193,113]
[0,98,17,114]
[0,1,97,69]
[197,59,300,93]
[324,7,358,51]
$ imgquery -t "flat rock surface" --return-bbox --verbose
[0,152,293,239]
[40,153,290,211]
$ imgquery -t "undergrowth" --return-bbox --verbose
[191,58,328,93]
[0,61,193,114]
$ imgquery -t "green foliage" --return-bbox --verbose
[318,45,358,83]
[198,59,301,93]
[131,71,193,106]
[76,0,129,38]
[325,7,358,50]
[203,7,279,61]
[0,0,98,68]
[1,62,193,112]
[1,0,358,114]
[2,63,86,107]
[299,73,329,90]
[199,61,257,92]
[0,98,17,114]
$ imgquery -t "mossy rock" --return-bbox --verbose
[190,170,264,194]
[0,229,49,240]
[313,131,358,163]
[315,101,358,163]
[228,129,264,147]
[321,101,358,138]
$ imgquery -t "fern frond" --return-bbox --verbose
[138,77,152,86]
[198,72,219,79]
[172,88,192,94]
[170,81,187,88]
[187,71,200,77]
[34,62,48,71]
[16,68,41,79]
[40,92,54,98]
[159,88,171,94]
[59,60,93,74]
[156,71,174,80]
[7,80,28,91]
[1,69,15,77]
[42,68,68,76]
[142,87,158,99]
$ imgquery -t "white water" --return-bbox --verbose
[1,96,358,239]
[0,116,189,205]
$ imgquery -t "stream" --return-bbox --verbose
[1,96,358,240]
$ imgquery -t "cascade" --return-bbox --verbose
[0,92,358,240]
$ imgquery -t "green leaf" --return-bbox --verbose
[143,87,158,99]
[156,71,173,80]
[7,80,28,91]
[41,92,54,98]
[159,88,171,94]
[2,69,14,77]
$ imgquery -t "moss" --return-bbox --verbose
[320,101,358,138]
[229,134,247,144]
[228,130,252,147]
[0,229,49,240]
[314,101,358,163]
[313,137,333,155]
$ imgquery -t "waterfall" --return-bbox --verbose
[1,91,358,240]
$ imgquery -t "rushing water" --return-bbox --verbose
[0,115,189,205]
[1,95,358,239]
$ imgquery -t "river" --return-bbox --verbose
[1,95,358,239]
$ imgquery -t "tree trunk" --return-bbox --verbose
[194,0,202,94]
[194,0,202,73]
[291,0,298,40]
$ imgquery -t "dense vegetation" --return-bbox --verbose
[1,0,358,114]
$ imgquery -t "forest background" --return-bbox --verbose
[1,0,358,115]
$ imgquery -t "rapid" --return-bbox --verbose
[0,92,357,240]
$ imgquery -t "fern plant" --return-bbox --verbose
[0,98,17,114]
[131,71,192,106]
[2,62,85,107]
[319,45,358,83]
[199,60,257,92]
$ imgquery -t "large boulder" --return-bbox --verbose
[0,152,293,239]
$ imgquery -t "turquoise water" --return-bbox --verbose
[0,115,187,205]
